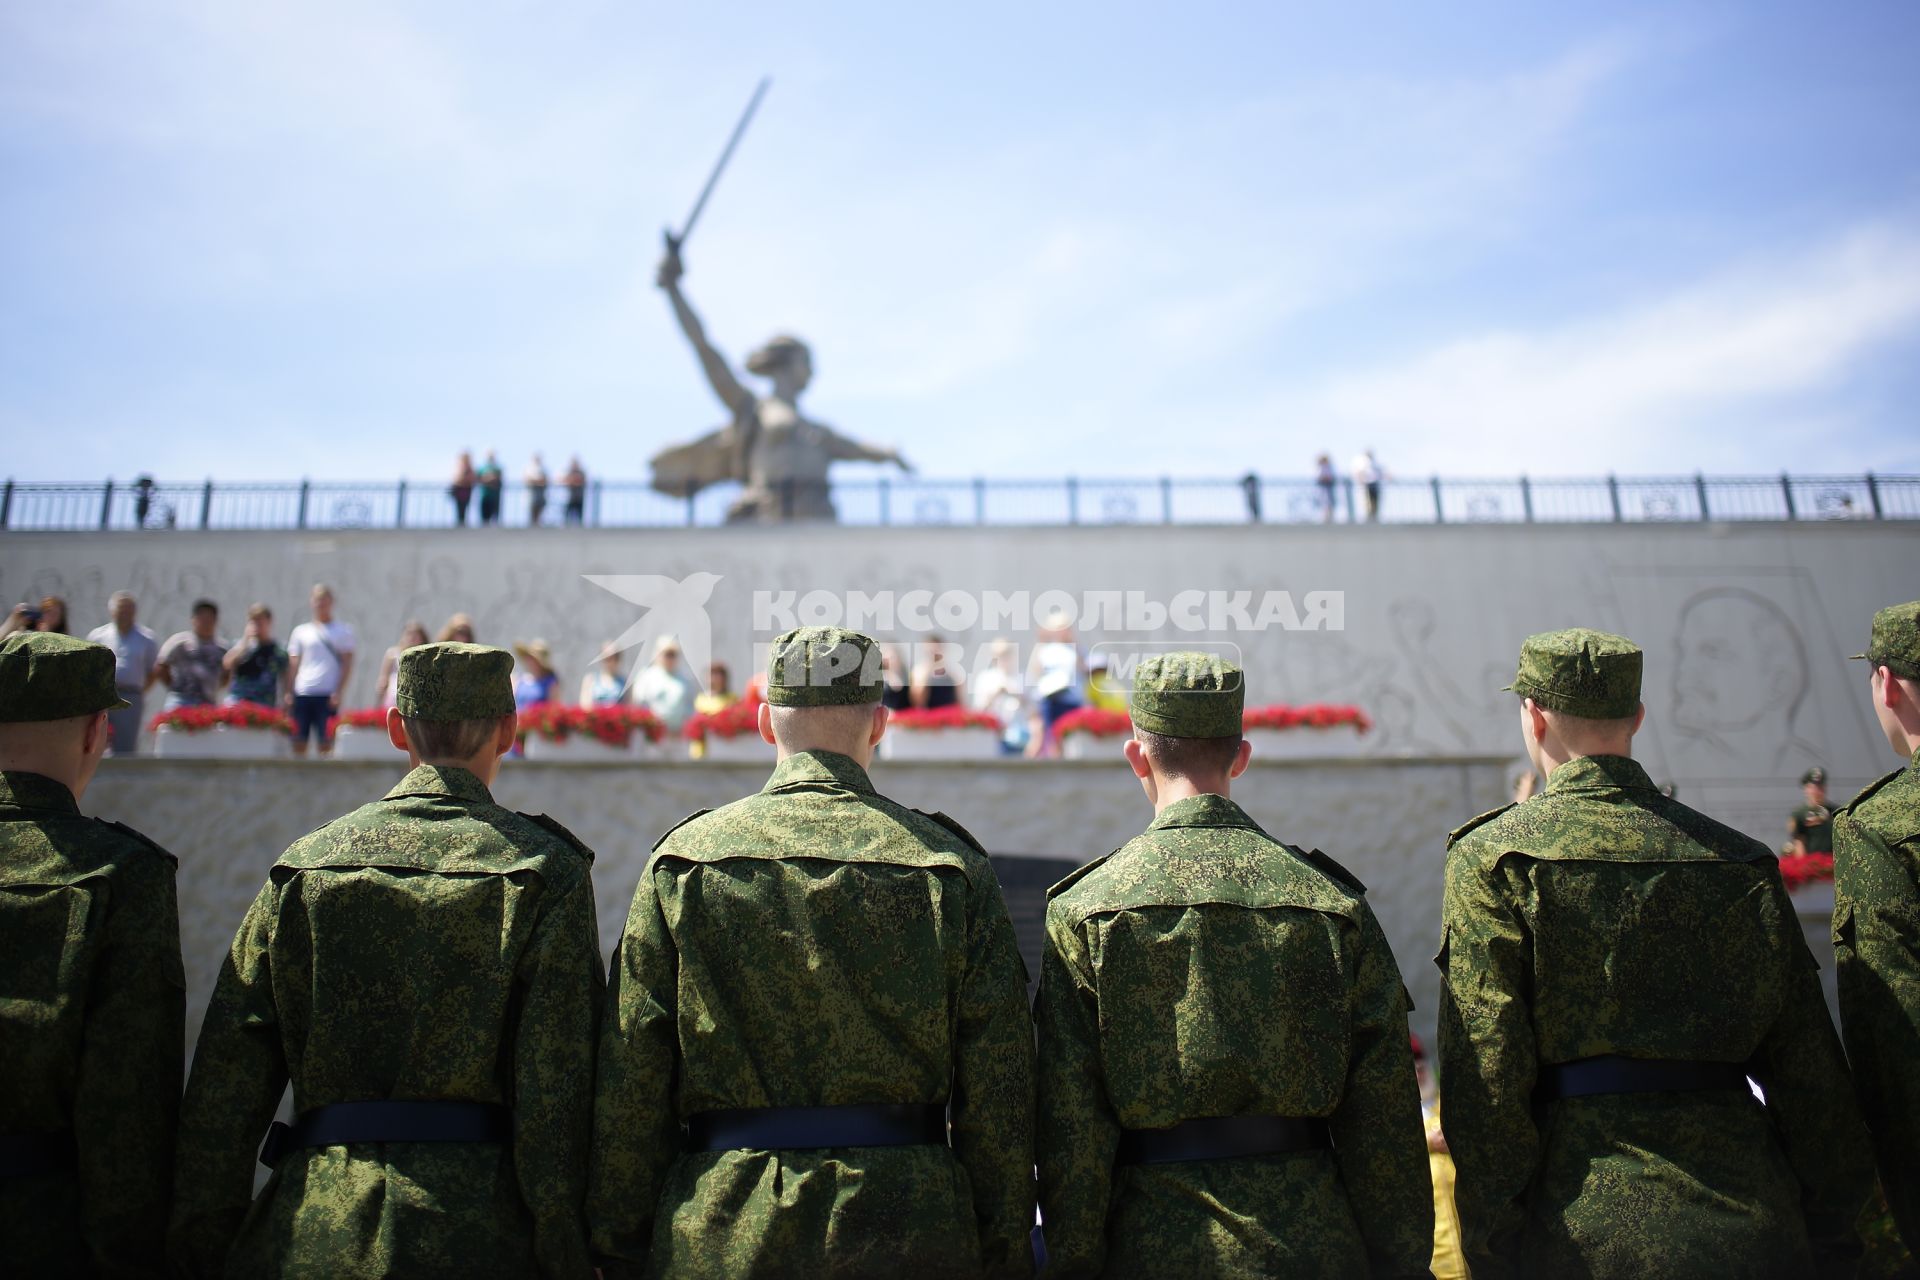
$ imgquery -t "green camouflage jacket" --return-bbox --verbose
[1035,792,1432,1280]
[1439,754,1874,1279]
[0,770,185,1279]
[1833,748,1920,1251]
[587,750,1035,1280]
[169,765,604,1279]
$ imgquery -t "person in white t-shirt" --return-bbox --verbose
[284,583,357,757]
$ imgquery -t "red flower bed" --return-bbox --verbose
[517,703,665,747]
[1055,704,1372,739]
[1053,707,1132,740]
[149,703,293,734]
[1243,704,1372,734]
[685,699,761,742]
[338,708,390,729]
[1779,852,1835,892]
[888,706,1002,732]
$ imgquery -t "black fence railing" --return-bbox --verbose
[0,473,1914,532]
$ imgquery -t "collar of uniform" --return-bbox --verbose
[1544,753,1656,796]
[0,770,81,814]
[762,749,877,796]
[382,763,495,805]
[1145,791,1263,833]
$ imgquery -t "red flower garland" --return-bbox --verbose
[1778,852,1835,892]
[515,703,665,747]
[887,706,1002,732]
[1054,704,1372,739]
[148,703,293,734]
[338,708,390,729]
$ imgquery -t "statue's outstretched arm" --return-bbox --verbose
[658,251,754,419]
[817,423,912,471]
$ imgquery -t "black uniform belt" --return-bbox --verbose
[0,1132,75,1178]
[1118,1116,1331,1165]
[1538,1055,1749,1102]
[259,1101,512,1168]
[686,1104,947,1153]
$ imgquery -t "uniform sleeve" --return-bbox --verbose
[513,863,606,1280]
[1436,848,1535,1280]
[1833,817,1920,1252]
[1749,871,1874,1274]
[74,850,186,1277]
[168,881,289,1279]
[1035,902,1117,1280]
[950,870,1037,1280]
[587,861,683,1278]
[1333,901,1435,1280]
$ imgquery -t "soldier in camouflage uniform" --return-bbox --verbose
[1440,628,1874,1279]
[171,642,604,1278]
[1035,651,1432,1279]
[1835,600,1920,1251]
[0,631,185,1276]
[588,626,1035,1279]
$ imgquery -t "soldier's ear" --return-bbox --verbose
[1122,736,1151,781]
[1228,737,1253,780]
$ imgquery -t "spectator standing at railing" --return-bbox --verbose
[971,638,1032,756]
[86,591,159,754]
[437,613,477,644]
[1352,448,1384,521]
[562,456,587,525]
[629,636,696,732]
[1026,610,1086,758]
[580,641,629,707]
[1316,453,1338,523]
[526,453,550,527]
[155,599,229,710]
[695,661,739,716]
[222,604,287,708]
[910,635,966,710]
[512,639,560,708]
[449,451,477,526]
[477,451,504,526]
[375,620,431,709]
[285,584,356,758]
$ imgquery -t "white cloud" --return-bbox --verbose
[1281,223,1920,473]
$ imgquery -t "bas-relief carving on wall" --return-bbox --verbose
[8,525,1910,843]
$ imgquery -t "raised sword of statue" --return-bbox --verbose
[662,76,771,261]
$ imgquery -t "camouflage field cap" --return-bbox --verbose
[0,631,130,723]
[1801,766,1827,787]
[1128,650,1245,739]
[395,642,516,721]
[1850,600,1920,680]
[765,626,885,707]
[1503,628,1643,719]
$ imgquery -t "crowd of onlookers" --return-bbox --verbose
[3,587,363,757]
[448,451,589,527]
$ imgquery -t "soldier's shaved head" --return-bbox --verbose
[0,711,110,799]
[764,702,885,763]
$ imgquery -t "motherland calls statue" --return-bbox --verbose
[648,247,912,522]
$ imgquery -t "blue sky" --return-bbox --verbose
[3,1,1918,485]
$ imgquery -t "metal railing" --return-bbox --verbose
[0,473,1914,532]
